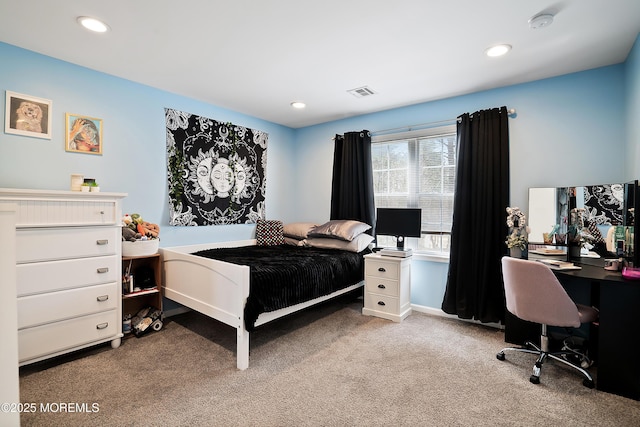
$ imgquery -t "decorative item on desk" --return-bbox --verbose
[505,207,530,259]
[604,258,621,271]
[545,224,567,245]
[121,212,160,256]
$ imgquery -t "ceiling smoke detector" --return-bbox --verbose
[528,13,554,29]
[347,86,376,98]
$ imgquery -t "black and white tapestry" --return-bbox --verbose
[584,183,623,225]
[165,108,268,226]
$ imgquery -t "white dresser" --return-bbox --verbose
[0,188,127,365]
[362,253,411,322]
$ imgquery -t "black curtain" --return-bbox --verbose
[442,107,510,323]
[330,130,375,229]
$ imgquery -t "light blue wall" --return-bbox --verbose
[292,63,628,311]
[1,39,636,312]
[0,42,296,248]
[626,34,640,180]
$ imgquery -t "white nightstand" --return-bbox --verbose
[362,253,411,322]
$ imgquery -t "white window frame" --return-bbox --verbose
[372,124,457,258]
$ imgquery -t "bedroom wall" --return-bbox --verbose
[292,63,628,312]
[626,34,640,180]
[0,40,635,314]
[0,42,296,248]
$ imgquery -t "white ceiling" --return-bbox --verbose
[1,1,639,129]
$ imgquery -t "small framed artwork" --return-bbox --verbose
[4,91,53,139]
[65,113,103,155]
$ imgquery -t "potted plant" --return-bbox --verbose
[505,207,530,258]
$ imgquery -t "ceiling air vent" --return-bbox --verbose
[347,86,376,98]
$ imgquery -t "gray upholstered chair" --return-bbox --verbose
[496,256,599,388]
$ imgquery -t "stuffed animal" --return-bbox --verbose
[122,213,159,240]
[122,226,141,242]
[140,221,160,238]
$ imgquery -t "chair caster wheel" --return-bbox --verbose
[583,378,595,389]
[496,352,505,361]
[530,375,540,384]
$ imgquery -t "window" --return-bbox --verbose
[371,125,457,254]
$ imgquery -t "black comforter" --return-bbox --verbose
[192,245,367,330]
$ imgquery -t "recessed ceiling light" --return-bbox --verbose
[485,44,512,57]
[290,101,306,109]
[77,16,110,33]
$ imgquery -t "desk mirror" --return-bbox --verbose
[528,182,637,264]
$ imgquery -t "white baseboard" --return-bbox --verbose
[411,303,504,330]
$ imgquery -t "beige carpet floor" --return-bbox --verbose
[18,297,640,426]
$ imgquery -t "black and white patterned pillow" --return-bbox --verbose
[256,219,285,246]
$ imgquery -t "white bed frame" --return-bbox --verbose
[160,239,364,370]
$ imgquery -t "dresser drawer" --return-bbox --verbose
[16,255,118,296]
[18,310,118,363]
[364,293,400,314]
[365,277,399,297]
[18,282,118,329]
[365,259,399,280]
[16,227,119,263]
[2,198,118,226]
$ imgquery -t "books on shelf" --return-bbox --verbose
[530,248,566,256]
[536,259,581,270]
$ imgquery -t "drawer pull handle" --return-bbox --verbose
[96,322,109,330]
[100,211,105,215]
[96,295,109,302]
[96,239,109,245]
[97,267,109,273]
[377,284,386,289]
[377,301,386,306]
[378,267,386,272]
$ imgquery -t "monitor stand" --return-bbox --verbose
[380,236,412,257]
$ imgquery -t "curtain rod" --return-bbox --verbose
[371,108,516,136]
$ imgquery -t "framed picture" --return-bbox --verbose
[4,91,53,139]
[65,113,103,155]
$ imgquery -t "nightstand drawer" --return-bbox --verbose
[365,277,399,297]
[18,282,119,329]
[364,293,399,314]
[365,259,399,280]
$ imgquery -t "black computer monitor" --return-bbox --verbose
[375,208,422,249]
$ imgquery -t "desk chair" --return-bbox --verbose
[496,257,599,388]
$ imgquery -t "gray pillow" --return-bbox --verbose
[308,219,371,241]
[303,234,374,252]
[283,222,317,240]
